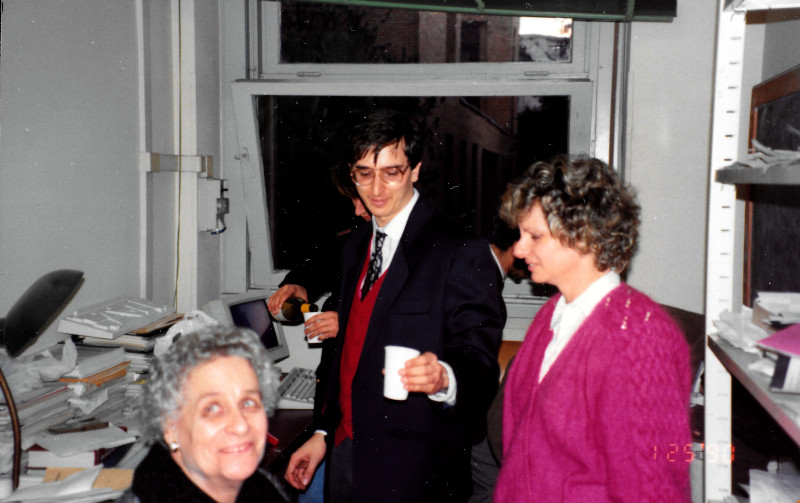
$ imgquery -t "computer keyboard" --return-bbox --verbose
[57,296,176,340]
[277,367,316,410]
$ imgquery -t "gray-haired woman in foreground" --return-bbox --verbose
[118,327,290,503]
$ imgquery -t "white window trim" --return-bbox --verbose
[258,2,592,79]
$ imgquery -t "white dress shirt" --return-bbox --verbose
[539,271,621,382]
[365,189,419,281]
[366,189,457,404]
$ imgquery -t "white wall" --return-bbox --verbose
[3,0,770,355]
[760,14,800,80]
[0,0,223,354]
[0,1,142,349]
[622,0,717,313]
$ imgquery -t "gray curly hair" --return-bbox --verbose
[138,327,280,445]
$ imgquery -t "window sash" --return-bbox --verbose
[229,77,594,290]
[257,3,590,77]
[266,0,677,22]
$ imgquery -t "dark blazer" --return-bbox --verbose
[320,195,505,502]
[280,221,366,419]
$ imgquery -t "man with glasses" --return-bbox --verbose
[285,109,505,502]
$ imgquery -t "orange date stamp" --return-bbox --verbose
[652,443,734,463]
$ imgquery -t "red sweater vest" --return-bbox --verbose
[335,247,387,445]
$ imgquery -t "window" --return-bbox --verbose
[260,94,572,270]
[260,2,587,76]
[227,3,614,306]
[231,79,593,291]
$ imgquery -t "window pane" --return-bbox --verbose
[259,95,569,270]
[279,3,572,64]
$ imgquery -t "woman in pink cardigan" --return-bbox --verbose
[493,156,692,502]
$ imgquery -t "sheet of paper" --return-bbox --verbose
[0,465,106,501]
[33,426,136,457]
[713,307,768,352]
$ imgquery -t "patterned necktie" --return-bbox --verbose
[362,231,387,299]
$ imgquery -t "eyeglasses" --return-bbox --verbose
[350,165,411,186]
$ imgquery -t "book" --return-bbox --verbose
[769,353,800,393]
[17,388,72,424]
[1,382,68,406]
[79,334,158,352]
[78,326,173,352]
[757,322,800,358]
[57,296,176,340]
[62,346,127,379]
[27,444,120,469]
[59,361,130,386]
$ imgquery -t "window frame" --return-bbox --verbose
[230,77,595,292]
[257,2,591,78]
[222,4,618,325]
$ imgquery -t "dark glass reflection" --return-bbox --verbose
[280,4,572,65]
[259,95,569,271]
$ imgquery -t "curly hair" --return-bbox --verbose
[138,327,280,445]
[499,155,640,273]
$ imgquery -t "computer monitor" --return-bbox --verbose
[203,291,290,363]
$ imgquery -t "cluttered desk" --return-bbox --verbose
[0,272,317,501]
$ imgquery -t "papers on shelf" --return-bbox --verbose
[731,139,800,174]
[747,467,800,503]
[712,307,769,353]
[747,357,776,379]
[61,346,127,379]
[755,292,800,327]
[33,426,136,458]
[0,465,124,503]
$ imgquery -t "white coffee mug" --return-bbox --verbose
[384,345,421,400]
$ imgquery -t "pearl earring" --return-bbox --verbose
[169,441,180,453]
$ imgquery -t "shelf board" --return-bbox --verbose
[735,0,800,10]
[715,165,800,185]
[708,337,800,445]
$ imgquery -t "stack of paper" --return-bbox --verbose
[26,426,136,470]
[731,139,800,174]
[56,296,176,340]
[712,307,769,352]
[0,383,77,453]
[58,346,129,388]
[0,465,128,503]
[60,346,127,380]
[755,292,800,329]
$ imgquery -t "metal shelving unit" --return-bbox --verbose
[715,165,800,185]
[705,1,800,500]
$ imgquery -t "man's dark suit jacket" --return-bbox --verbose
[319,195,505,502]
[280,221,365,419]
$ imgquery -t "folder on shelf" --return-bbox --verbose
[757,322,800,358]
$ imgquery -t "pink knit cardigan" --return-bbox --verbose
[495,285,692,502]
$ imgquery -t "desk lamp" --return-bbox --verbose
[0,269,83,489]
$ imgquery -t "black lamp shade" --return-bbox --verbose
[0,269,84,357]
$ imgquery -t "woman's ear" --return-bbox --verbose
[162,421,178,449]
